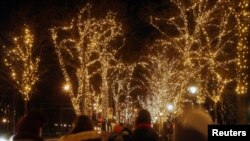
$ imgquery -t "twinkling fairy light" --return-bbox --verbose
[137,55,190,121]
[150,0,238,103]
[51,4,122,115]
[110,62,135,123]
[4,26,40,112]
[236,0,249,95]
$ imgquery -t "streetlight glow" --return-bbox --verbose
[166,103,174,112]
[2,118,7,123]
[188,86,198,95]
[63,84,70,91]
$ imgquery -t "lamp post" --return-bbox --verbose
[166,103,174,113]
[165,103,174,141]
[62,83,71,134]
[2,117,9,134]
[188,86,198,109]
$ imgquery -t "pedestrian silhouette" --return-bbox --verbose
[12,110,46,141]
[133,109,159,141]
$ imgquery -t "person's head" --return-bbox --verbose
[69,115,93,134]
[16,110,46,136]
[135,109,151,125]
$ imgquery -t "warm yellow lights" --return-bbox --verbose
[51,3,122,115]
[109,63,135,122]
[236,0,249,95]
[212,95,220,104]
[2,118,7,123]
[150,0,240,105]
[4,26,40,102]
[138,56,185,120]
[63,83,71,91]
[1,0,246,122]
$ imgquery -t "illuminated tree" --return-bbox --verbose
[150,0,238,104]
[3,26,40,114]
[110,62,135,123]
[137,54,190,121]
[236,0,249,95]
[51,4,122,115]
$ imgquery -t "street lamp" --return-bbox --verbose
[165,103,175,141]
[2,118,7,123]
[60,83,71,134]
[166,103,174,112]
[188,86,198,95]
[188,86,198,109]
[1,117,8,134]
[63,83,71,92]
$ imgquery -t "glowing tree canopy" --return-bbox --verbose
[137,54,191,121]
[3,26,40,112]
[51,3,122,115]
[110,62,135,123]
[236,0,249,95]
[150,0,239,103]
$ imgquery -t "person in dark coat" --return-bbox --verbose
[133,109,159,141]
[12,110,46,141]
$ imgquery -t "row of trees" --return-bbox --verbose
[2,0,248,123]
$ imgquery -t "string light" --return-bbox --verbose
[150,0,238,103]
[110,63,135,122]
[137,55,188,121]
[50,0,247,119]
[4,26,40,102]
[51,3,122,115]
[236,0,249,95]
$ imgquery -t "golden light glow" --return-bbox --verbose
[150,0,239,104]
[137,55,187,120]
[2,118,7,123]
[4,26,40,102]
[236,0,249,95]
[51,3,122,115]
[63,83,71,91]
[110,63,135,123]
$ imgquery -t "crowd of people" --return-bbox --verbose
[10,108,212,141]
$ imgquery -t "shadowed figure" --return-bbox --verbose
[12,110,46,141]
[133,109,159,141]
